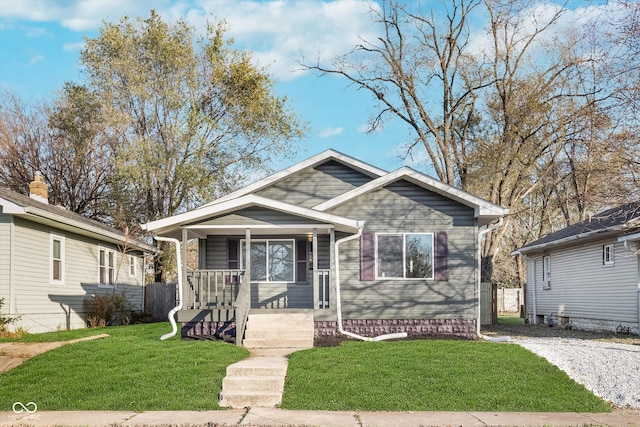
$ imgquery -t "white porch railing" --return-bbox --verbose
[316,269,331,309]
[185,269,244,310]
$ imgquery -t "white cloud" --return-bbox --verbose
[318,126,343,138]
[62,41,85,51]
[0,0,381,80]
[29,54,44,64]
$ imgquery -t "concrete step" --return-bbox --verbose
[244,328,312,340]
[222,376,284,392]
[243,337,313,349]
[246,312,313,327]
[218,391,282,408]
[226,357,288,377]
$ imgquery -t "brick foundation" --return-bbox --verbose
[181,321,236,340]
[181,318,477,340]
[315,319,476,339]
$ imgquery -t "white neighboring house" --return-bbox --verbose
[513,203,640,334]
[0,174,157,333]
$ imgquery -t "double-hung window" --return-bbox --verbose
[603,244,614,266]
[376,233,433,279]
[128,255,137,277]
[99,247,116,285]
[241,239,294,282]
[542,255,551,289]
[50,234,65,285]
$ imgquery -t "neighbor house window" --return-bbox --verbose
[99,247,116,285]
[241,239,294,282]
[128,254,137,277]
[50,234,65,285]
[542,255,551,289]
[376,233,433,279]
[603,244,614,266]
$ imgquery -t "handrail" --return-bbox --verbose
[234,272,251,346]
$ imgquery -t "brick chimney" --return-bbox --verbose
[29,171,48,204]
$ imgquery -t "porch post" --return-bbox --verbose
[329,228,336,310]
[181,228,189,309]
[312,228,319,309]
[245,228,251,277]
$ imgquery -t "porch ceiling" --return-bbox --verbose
[183,224,337,239]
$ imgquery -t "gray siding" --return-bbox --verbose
[256,160,374,207]
[196,207,328,227]
[525,239,639,324]
[7,216,145,333]
[328,180,477,320]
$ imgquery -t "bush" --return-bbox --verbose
[0,297,20,332]
[83,292,132,327]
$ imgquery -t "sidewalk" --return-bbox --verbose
[2,407,639,427]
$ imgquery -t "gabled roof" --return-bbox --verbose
[514,202,640,255]
[142,194,362,238]
[201,149,387,207]
[0,187,156,253]
[313,166,508,226]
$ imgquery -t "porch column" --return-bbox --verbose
[245,228,251,281]
[312,228,319,309]
[181,228,189,309]
[329,228,336,310]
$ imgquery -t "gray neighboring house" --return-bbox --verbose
[143,150,507,342]
[0,174,156,333]
[513,203,640,334]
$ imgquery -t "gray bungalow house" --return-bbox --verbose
[142,150,507,343]
[513,203,640,334]
[0,174,156,333]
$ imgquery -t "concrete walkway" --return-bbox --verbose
[2,407,639,426]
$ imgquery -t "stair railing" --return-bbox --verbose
[234,272,251,346]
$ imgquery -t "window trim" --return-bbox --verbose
[98,246,116,287]
[375,232,434,280]
[240,239,296,283]
[603,244,615,266]
[50,233,65,285]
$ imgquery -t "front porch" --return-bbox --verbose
[175,221,343,344]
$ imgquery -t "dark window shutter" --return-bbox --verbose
[361,231,375,281]
[296,240,308,283]
[227,239,239,269]
[434,231,448,281]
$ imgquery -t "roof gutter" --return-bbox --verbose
[334,222,407,342]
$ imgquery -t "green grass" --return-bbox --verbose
[281,340,611,412]
[1,324,611,413]
[498,313,525,326]
[0,323,248,411]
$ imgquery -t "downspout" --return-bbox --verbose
[519,253,536,324]
[154,236,184,341]
[477,218,509,342]
[335,222,407,342]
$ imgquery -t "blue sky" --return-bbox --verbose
[0,0,608,176]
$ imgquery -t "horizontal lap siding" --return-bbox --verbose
[528,240,638,323]
[9,217,143,331]
[197,207,329,227]
[328,180,477,320]
[0,215,11,301]
[256,160,375,208]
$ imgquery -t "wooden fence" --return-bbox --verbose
[145,282,177,321]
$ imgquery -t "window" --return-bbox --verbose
[128,255,137,277]
[603,244,614,266]
[50,234,64,284]
[241,239,294,282]
[542,255,551,289]
[376,233,433,279]
[99,247,116,285]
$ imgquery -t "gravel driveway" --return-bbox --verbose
[512,337,640,409]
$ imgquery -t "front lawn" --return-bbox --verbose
[0,323,248,411]
[282,340,611,412]
[1,324,611,412]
